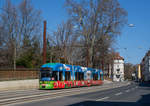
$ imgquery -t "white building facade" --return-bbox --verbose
[113,53,124,82]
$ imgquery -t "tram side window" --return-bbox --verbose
[59,71,63,81]
[79,73,81,80]
[93,73,98,80]
[79,72,84,80]
[52,71,58,81]
[75,72,84,81]
[82,73,84,80]
[100,73,102,80]
[100,73,103,80]
[75,72,78,81]
[75,72,80,81]
[65,72,71,81]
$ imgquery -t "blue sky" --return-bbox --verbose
[117,0,150,64]
[1,0,150,65]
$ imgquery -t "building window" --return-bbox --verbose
[117,69,120,72]
[116,75,120,78]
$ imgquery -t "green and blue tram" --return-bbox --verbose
[39,63,103,89]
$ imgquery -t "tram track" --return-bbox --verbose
[0,86,91,100]
[0,82,130,106]
[0,85,97,99]
[0,85,103,100]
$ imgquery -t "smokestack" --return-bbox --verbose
[43,21,47,64]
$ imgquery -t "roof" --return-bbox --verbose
[113,52,124,60]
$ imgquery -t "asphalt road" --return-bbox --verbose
[1,81,150,106]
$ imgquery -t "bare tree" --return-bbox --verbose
[17,0,42,68]
[65,0,127,68]
[48,20,79,64]
[124,63,136,80]
[0,0,18,68]
[18,0,42,49]
[0,0,42,68]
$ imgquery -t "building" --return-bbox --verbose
[113,53,124,82]
[141,50,150,82]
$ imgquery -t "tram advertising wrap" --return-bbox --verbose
[39,63,103,89]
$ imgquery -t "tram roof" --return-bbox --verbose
[41,63,103,73]
[41,63,72,71]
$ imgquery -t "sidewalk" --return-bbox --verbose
[103,79,113,84]
[0,79,39,91]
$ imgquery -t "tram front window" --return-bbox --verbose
[40,68,52,81]
[41,72,51,78]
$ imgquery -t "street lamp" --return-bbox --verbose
[128,24,135,27]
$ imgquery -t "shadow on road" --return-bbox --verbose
[139,82,150,87]
[69,101,136,106]
[69,93,150,106]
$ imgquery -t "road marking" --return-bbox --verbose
[125,90,130,92]
[115,92,122,96]
[96,97,109,101]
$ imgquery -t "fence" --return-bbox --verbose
[0,68,39,81]
[0,68,112,81]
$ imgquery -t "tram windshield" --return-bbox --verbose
[41,72,52,78]
[40,68,60,81]
[40,68,52,81]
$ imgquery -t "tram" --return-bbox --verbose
[39,63,103,89]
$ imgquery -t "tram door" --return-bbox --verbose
[65,72,71,81]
